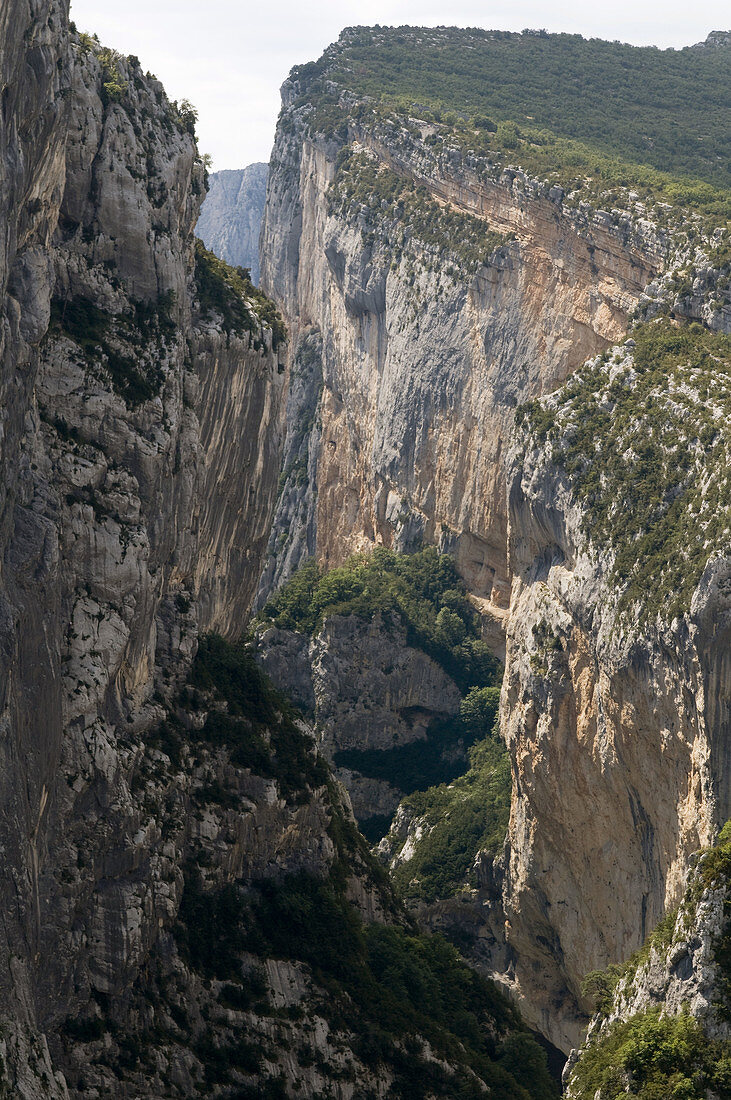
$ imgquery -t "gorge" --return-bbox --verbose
[0,4,729,1097]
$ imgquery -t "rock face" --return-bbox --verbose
[0,11,556,1099]
[4,9,730,1091]
[256,613,462,823]
[564,837,731,1096]
[258,76,663,618]
[0,8,288,1094]
[194,320,286,634]
[498,329,731,1052]
[251,46,731,1061]
[196,163,268,282]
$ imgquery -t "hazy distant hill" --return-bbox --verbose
[197,162,268,283]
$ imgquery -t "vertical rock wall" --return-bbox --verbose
[0,8,287,1092]
[499,345,730,1051]
[196,163,269,283]
[258,88,662,627]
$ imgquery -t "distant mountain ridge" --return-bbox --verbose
[196,162,268,283]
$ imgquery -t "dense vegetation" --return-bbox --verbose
[173,633,329,802]
[291,27,731,237]
[256,547,500,692]
[194,239,286,348]
[176,864,558,1099]
[568,1007,731,1099]
[518,318,731,623]
[335,685,500,801]
[307,26,731,190]
[390,714,511,903]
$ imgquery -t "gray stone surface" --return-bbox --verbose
[258,84,665,619]
[498,342,731,1051]
[196,163,268,282]
[565,848,731,1093]
[0,10,287,1094]
[255,612,462,823]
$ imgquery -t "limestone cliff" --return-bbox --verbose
[0,7,288,1094]
[256,612,463,826]
[252,547,502,837]
[258,63,664,623]
[196,163,268,283]
[564,830,731,1096]
[0,8,564,1098]
[499,317,730,1052]
[255,30,731,1063]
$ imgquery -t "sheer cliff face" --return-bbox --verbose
[565,835,731,1096]
[196,164,268,283]
[258,90,661,617]
[0,7,287,1092]
[256,613,463,825]
[500,332,731,1051]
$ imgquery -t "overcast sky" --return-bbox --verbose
[68,0,728,170]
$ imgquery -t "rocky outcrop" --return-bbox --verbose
[258,74,663,618]
[692,29,731,48]
[498,328,731,1052]
[256,612,462,823]
[196,163,268,282]
[564,835,731,1096]
[50,647,396,1097]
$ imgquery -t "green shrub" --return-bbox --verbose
[244,869,558,1097]
[568,1007,731,1099]
[391,718,511,903]
[520,319,731,624]
[194,240,286,347]
[581,966,624,1015]
[98,47,127,106]
[257,548,501,693]
[190,634,328,801]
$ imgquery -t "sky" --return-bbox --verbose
[68,0,728,170]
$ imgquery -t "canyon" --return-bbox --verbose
[0,5,729,1098]
[197,163,269,284]
[252,28,730,1058]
